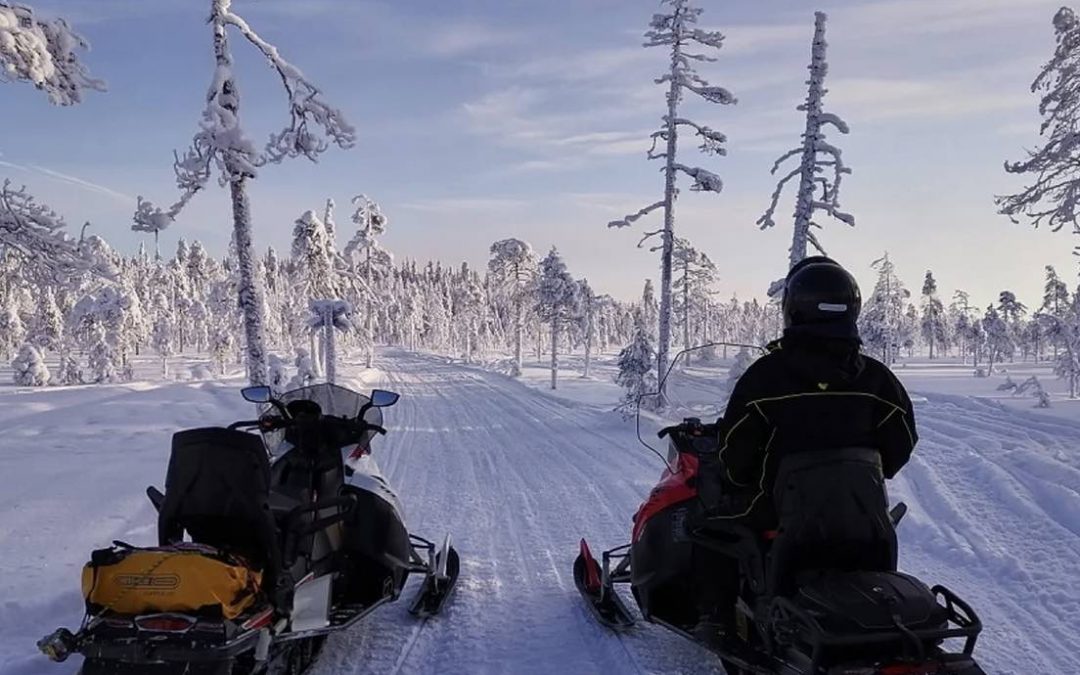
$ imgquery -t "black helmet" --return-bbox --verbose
[782,256,861,339]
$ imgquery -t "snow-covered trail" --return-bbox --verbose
[1,351,1078,674]
[313,350,723,675]
[891,393,1080,675]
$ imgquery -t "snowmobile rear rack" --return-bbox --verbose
[769,584,982,672]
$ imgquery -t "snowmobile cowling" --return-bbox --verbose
[82,543,263,620]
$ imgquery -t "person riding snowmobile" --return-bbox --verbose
[697,255,918,638]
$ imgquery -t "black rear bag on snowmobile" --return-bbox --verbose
[158,428,282,597]
[768,448,952,657]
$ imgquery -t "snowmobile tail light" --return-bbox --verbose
[134,614,196,633]
[37,628,77,662]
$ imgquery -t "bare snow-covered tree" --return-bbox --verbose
[309,299,352,384]
[608,0,734,396]
[758,11,853,288]
[0,2,104,105]
[920,271,946,359]
[488,238,537,375]
[998,7,1080,278]
[345,194,388,368]
[576,278,595,378]
[132,0,355,385]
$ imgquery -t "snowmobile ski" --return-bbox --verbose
[408,534,461,618]
[573,539,635,629]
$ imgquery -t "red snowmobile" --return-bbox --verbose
[574,345,986,675]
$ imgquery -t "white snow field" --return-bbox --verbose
[1,349,1079,675]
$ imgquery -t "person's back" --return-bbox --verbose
[694,256,917,639]
[718,331,915,528]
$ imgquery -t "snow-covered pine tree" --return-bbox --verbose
[267,353,289,395]
[641,279,660,341]
[615,312,658,418]
[577,278,595,378]
[27,286,63,352]
[997,291,1028,361]
[859,253,909,366]
[608,0,734,396]
[672,237,717,360]
[950,289,975,364]
[151,314,173,379]
[1040,264,1071,362]
[488,238,538,375]
[345,194,389,369]
[535,247,579,390]
[1036,283,1080,397]
[758,11,853,285]
[323,198,338,248]
[87,324,116,383]
[11,342,48,386]
[982,304,1012,375]
[0,293,26,360]
[288,347,317,389]
[998,7,1080,279]
[920,271,946,359]
[57,352,83,385]
[131,0,355,386]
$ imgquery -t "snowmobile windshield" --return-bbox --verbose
[278,383,376,421]
[266,383,384,452]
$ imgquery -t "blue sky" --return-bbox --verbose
[3,0,1077,307]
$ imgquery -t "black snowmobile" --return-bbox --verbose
[574,345,986,675]
[40,383,459,674]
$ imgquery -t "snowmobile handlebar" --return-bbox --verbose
[658,417,715,440]
[658,418,719,457]
[228,413,384,440]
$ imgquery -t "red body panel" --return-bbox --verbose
[632,452,699,543]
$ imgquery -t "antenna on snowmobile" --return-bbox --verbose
[635,341,768,470]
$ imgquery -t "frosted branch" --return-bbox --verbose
[673,164,723,192]
[756,168,800,230]
[0,179,111,280]
[219,2,356,162]
[608,200,665,229]
[0,2,105,106]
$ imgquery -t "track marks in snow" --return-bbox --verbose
[894,392,1080,675]
[310,351,720,675]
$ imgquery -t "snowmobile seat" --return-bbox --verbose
[158,428,282,584]
[767,447,897,597]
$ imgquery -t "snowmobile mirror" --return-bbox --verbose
[370,390,400,408]
[241,386,273,404]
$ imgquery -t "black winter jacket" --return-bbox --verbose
[715,329,917,526]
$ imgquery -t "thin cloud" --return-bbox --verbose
[0,160,135,204]
[427,22,523,57]
[399,198,531,213]
[828,76,1031,122]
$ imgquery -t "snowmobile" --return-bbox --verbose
[574,344,986,675]
[40,383,459,674]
